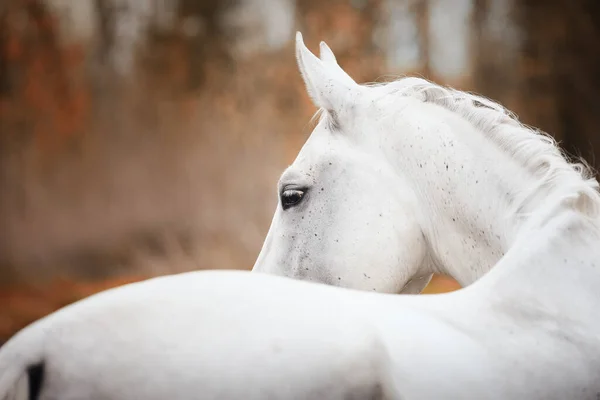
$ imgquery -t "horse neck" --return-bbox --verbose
[377,101,552,286]
[472,204,600,321]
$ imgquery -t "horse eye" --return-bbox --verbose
[281,189,305,210]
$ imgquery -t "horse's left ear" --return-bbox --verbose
[295,32,357,118]
[319,41,357,87]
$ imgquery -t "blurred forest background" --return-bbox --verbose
[1,0,599,343]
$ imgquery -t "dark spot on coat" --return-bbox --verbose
[27,362,45,400]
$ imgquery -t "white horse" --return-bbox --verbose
[2,32,600,400]
[252,38,600,293]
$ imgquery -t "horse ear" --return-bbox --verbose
[318,41,338,64]
[319,41,357,87]
[295,32,355,117]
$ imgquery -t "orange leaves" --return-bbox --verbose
[62,44,85,69]
[23,62,51,112]
[421,275,462,294]
[305,3,362,42]
[1,0,90,151]
[4,35,22,61]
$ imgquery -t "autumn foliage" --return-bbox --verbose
[1,0,89,152]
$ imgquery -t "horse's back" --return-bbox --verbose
[24,270,392,399]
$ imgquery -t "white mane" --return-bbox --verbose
[374,77,600,221]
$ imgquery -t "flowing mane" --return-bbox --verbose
[374,76,600,220]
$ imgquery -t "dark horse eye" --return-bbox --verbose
[281,189,305,210]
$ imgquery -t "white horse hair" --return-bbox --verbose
[2,32,600,400]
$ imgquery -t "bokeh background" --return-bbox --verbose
[1,0,598,344]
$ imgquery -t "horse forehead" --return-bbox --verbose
[293,134,346,170]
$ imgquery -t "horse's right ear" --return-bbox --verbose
[295,32,357,118]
